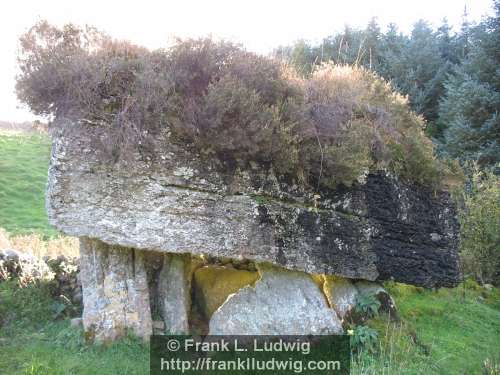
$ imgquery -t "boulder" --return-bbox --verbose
[47,125,461,288]
[208,265,343,335]
[44,123,462,342]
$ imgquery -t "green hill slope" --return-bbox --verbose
[0,134,57,236]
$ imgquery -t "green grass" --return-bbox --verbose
[0,134,57,237]
[352,281,500,374]
[393,285,500,373]
[0,322,149,375]
[0,280,149,375]
[0,280,498,374]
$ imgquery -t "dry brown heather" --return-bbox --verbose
[0,228,79,258]
[16,21,460,190]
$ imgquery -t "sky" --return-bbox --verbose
[0,0,495,122]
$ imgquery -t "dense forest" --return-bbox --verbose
[274,1,500,169]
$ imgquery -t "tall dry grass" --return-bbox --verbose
[0,228,79,259]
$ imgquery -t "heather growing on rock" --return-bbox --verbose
[16,21,451,190]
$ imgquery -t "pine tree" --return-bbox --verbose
[383,21,446,127]
[440,1,500,166]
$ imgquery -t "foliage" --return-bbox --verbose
[0,321,149,375]
[439,1,500,167]
[0,280,54,329]
[351,321,436,374]
[379,281,500,374]
[483,358,500,375]
[0,276,147,374]
[459,165,500,285]
[16,22,449,190]
[351,325,379,352]
[355,293,382,318]
[276,3,499,168]
[275,18,462,139]
[351,281,500,374]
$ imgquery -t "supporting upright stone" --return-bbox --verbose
[79,238,152,343]
[158,254,191,334]
[209,264,343,335]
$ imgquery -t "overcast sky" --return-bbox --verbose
[0,0,495,122]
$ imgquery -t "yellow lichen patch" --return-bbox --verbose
[310,273,332,307]
[311,273,326,291]
[193,265,259,319]
[322,275,358,319]
[188,255,205,280]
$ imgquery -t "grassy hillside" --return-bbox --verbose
[374,282,500,374]
[0,134,57,237]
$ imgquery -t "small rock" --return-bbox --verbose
[4,249,20,261]
[484,284,494,291]
[70,317,83,328]
[430,233,442,242]
[152,320,165,331]
[0,249,53,282]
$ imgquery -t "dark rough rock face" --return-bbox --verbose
[363,174,460,287]
[46,124,461,288]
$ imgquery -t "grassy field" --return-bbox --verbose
[0,132,498,374]
[0,134,57,237]
[0,278,498,374]
[0,280,148,375]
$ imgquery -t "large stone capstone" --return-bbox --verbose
[48,124,460,288]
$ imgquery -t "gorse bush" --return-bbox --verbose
[16,21,453,190]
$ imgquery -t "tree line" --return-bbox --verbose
[274,1,500,169]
